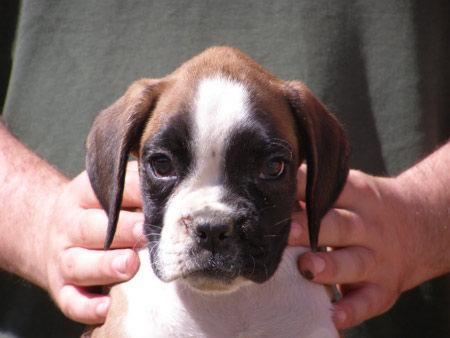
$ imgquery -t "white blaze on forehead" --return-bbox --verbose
[164,75,251,227]
[158,76,252,281]
[195,76,250,139]
[193,76,251,183]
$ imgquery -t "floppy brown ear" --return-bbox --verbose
[285,81,350,252]
[86,79,164,249]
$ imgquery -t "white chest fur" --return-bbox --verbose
[117,247,338,338]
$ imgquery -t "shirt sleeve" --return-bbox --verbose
[0,1,20,113]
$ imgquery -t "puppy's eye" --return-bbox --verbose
[150,154,176,178]
[259,158,285,180]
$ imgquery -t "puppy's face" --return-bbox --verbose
[140,76,298,291]
[86,47,349,293]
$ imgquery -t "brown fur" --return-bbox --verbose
[139,47,298,154]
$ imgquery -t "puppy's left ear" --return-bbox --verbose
[86,79,165,249]
[285,81,350,252]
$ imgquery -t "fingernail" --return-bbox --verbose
[333,310,347,324]
[311,256,326,274]
[96,299,110,317]
[113,253,130,274]
[300,256,325,280]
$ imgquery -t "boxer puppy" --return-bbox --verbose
[85,46,349,338]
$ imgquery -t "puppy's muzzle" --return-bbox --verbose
[182,204,241,254]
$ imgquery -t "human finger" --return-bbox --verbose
[121,166,143,207]
[126,161,139,172]
[296,166,373,209]
[289,209,366,247]
[296,164,307,202]
[75,166,142,209]
[60,248,140,286]
[71,209,145,249]
[297,247,376,284]
[58,285,111,324]
[288,211,308,246]
[71,171,102,208]
[332,283,393,329]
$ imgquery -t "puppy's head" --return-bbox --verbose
[86,47,349,292]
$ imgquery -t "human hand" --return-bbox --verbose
[42,162,145,324]
[289,166,418,329]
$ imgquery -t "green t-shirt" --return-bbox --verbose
[1,1,449,337]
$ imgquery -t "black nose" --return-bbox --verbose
[195,222,232,252]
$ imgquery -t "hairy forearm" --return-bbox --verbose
[395,141,450,290]
[0,121,144,323]
[0,121,68,287]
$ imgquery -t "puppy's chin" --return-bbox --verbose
[150,253,251,293]
[182,273,251,294]
[156,264,251,294]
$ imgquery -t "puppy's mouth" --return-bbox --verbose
[181,252,244,291]
[152,246,245,292]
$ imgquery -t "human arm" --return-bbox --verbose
[289,141,450,329]
[0,121,144,324]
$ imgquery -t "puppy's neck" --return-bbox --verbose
[94,247,338,338]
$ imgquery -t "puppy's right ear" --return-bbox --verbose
[86,79,165,249]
